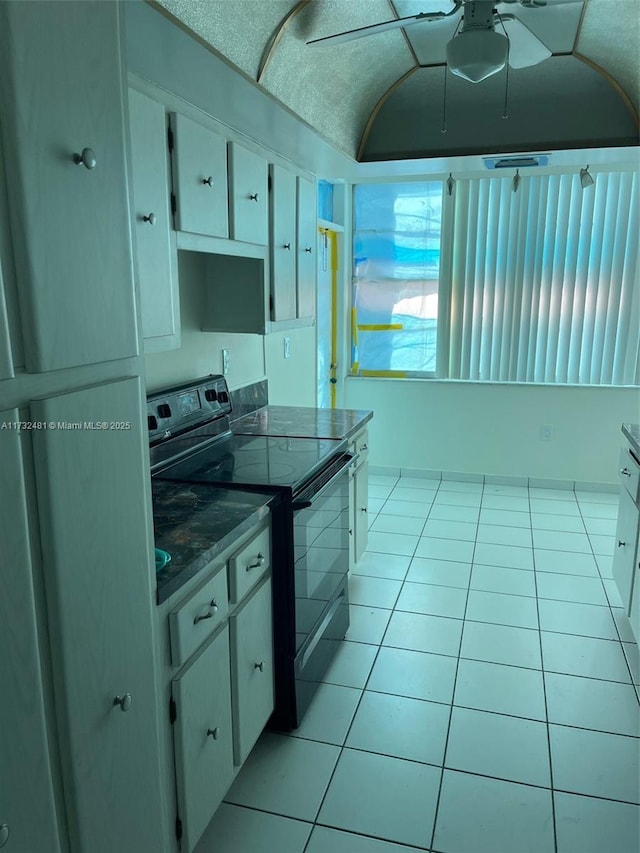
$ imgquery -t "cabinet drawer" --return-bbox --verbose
[619,446,640,504]
[228,525,271,604]
[169,568,229,666]
[230,579,274,765]
[353,429,369,466]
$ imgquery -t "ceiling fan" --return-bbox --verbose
[307,0,580,84]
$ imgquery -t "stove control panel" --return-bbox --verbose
[146,375,232,445]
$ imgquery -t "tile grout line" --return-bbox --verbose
[529,485,559,853]
[427,476,482,853]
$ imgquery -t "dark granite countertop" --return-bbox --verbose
[153,481,274,604]
[622,424,640,458]
[231,405,373,442]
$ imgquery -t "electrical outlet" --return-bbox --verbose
[540,424,553,441]
[284,337,291,359]
[222,348,230,375]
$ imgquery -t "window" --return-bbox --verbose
[352,182,443,376]
[352,170,640,386]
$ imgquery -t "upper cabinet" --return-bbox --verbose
[228,142,268,246]
[296,175,317,322]
[269,164,298,322]
[128,88,180,353]
[169,112,228,239]
[0,0,139,373]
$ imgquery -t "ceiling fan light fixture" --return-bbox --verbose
[446,28,508,83]
[580,165,595,189]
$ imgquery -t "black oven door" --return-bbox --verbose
[291,453,353,722]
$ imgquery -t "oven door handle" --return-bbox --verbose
[291,500,313,511]
[294,453,355,505]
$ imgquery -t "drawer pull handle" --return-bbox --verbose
[207,727,220,740]
[194,610,214,624]
[254,661,265,672]
[620,467,631,476]
[246,553,265,571]
[113,693,132,712]
[249,192,259,202]
[618,541,626,548]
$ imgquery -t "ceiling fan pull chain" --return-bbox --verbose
[497,12,510,119]
[441,64,448,134]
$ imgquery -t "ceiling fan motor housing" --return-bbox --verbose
[447,0,508,83]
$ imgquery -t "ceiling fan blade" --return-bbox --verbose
[306,9,452,48]
[502,16,552,68]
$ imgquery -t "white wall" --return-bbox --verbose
[345,377,640,485]
[144,251,265,393]
[264,326,316,407]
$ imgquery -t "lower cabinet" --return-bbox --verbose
[612,486,639,608]
[172,628,234,853]
[165,525,274,852]
[350,429,370,567]
[230,579,274,765]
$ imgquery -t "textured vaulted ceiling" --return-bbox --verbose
[153,0,640,160]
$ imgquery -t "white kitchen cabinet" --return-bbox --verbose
[0,412,62,853]
[270,164,297,321]
[128,88,180,353]
[172,627,234,853]
[228,142,268,245]
[230,578,274,765]
[31,378,166,853]
[296,175,317,320]
[612,486,639,610]
[170,112,228,238]
[0,0,139,372]
[350,429,370,566]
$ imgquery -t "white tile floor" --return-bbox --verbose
[196,475,640,853]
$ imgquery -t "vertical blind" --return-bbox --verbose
[449,171,640,385]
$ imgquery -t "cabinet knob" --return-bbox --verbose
[246,553,265,571]
[361,507,368,513]
[620,467,631,476]
[283,242,291,250]
[142,213,157,225]
[249,192,260,202]
[207,727,220,740]
[304,246,312,253]
[361,444,368,451]
[0,825,10,848]
[113,693,133,712]
[254,661,265,672]
[73,147,97,170]
[618,541,626,547]
[202,176,214,187]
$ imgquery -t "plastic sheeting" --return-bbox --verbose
[352,181,443,374]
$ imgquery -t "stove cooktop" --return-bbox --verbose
[154,431,347,493]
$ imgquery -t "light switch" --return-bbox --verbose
[222,348,230,375]
[284,337,291,359]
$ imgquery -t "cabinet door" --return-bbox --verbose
[353,460,369,565]
[0,1,139,372]
[230,580,274,765]
[128,88,180,352]
[612,486,640,612]
[228,142,268,245]
[270,165,297,321]
[297,175,317,320]
[170,113,228,238]
[172,627,234,853]
[0,411,62,853]
[31,378,166,853]
[628,558,640,644]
